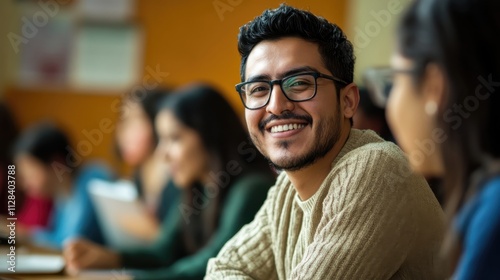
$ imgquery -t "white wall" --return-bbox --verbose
[345,0,412,84]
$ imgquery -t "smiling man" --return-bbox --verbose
[206,4,445,280]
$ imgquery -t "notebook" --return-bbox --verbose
[0,254,64,273]
[88,179,155,249]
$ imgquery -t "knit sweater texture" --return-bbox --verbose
[206,129,445,279]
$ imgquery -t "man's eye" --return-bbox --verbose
[251,86,269,93]
[284,79,313,92]
[246,83,269,96]
[289,80,309,87]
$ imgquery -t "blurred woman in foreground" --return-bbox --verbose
[387,0,500,278]
[65,84,275,279]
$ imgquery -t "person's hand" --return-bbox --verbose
[117,212,159,241]
[63,238,121,275]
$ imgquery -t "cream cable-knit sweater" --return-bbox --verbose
[206,129,445,279]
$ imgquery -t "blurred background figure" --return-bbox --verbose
[13,121,114,249]
[112,88,179,243]
[387,0,500,278]
[362,67,444,205]
[353,86,393,141]
[0,102,29,222]
[64,83,276,279]
[1,102,56,233]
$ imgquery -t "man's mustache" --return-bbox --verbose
[258,111,313,131]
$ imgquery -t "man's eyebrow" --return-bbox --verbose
[245,66,321,82]
[246,74,272,82]
[280,66,319,78]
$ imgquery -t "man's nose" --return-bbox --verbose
[266,85,295,115]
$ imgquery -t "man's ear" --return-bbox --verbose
[341,83,360,120]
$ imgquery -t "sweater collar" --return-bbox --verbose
[294,129,384,213]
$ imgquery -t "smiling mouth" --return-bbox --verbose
[269,123,306,133]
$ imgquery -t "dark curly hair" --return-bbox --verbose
[237,4,355,89]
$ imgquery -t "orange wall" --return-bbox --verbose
[137,0,348,110]
[4,0,347,174]
[5,87,124,172]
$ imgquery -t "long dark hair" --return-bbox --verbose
[118,88,172,201]
[0,103,20,215]
[13,121,76,187]
[14,121,71,166]
[159,83,272,254]
[0,103,18,164]
[119,88,171,149]
[397,0,500,274]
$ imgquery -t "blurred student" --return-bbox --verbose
[0,103,55,238]
[355,85,444,204]
[353,87,393,141]
[387,0,500,278]
[0,103,24,217]
[114,88,179,241]
[64,84,275,279]
[13,122,113,249]
[1,103,56,233]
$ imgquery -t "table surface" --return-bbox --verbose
[0,270,131,279]
[0,245,130,280]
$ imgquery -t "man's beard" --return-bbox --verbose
[250,110,341,172]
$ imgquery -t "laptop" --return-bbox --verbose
[88,179,156,249]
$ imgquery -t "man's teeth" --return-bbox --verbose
[270,124,306,133]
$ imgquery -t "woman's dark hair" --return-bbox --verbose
[14,121,71,166]
[0,103,21,215]
[159,83,272,253]
[122,88,172,146]
[397,0,500,274]
[120,88,172,200]
[237,4,355,88]
[0,103,18,163]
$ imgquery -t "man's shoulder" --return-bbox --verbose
[337,130,407,171]
[328,130,425,193]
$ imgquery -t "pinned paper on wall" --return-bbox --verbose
[76,0,136,21]
[69,24,143,90]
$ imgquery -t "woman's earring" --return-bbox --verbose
[425,101,438,116]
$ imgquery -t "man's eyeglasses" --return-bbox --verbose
[235,72,348,110]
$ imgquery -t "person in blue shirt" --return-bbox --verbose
[385,0,500,278]
[14,121,114,249]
